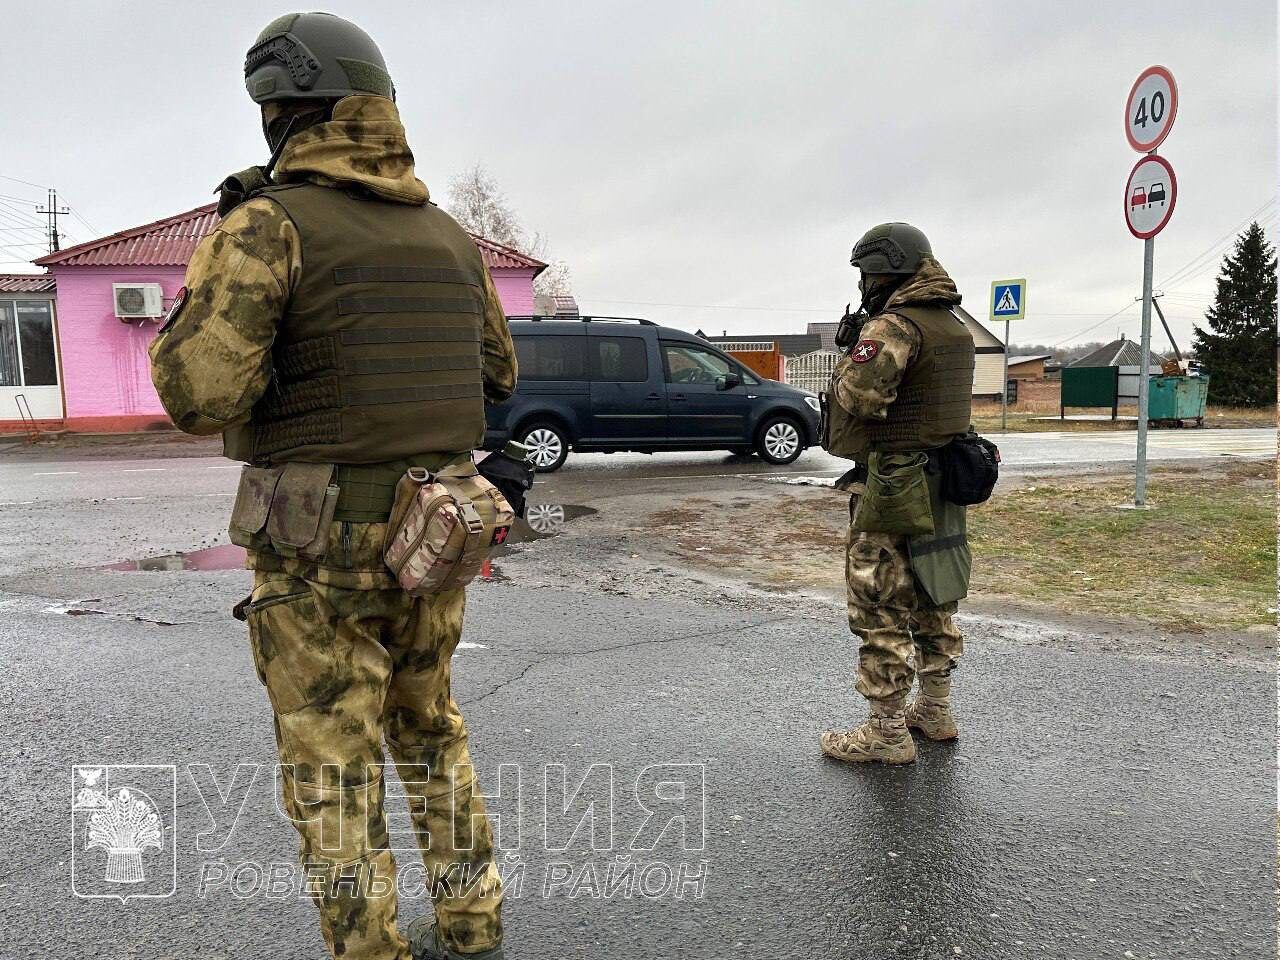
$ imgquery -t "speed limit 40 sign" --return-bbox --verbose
[1126,65,1178,152]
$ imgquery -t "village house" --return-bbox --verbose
[0,204,545,433]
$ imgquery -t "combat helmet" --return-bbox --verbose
[850,222,932,275]
[244,12,394,104]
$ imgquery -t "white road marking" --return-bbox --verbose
[32,471,78,476]
[119,468,165,473]
[457,641,489,650]
[104,496,145,502]
[0,501,35,506]
[203,492,235,497]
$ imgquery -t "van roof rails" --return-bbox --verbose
[507,315,657,326]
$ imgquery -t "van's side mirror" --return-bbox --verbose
[716,373,742,391]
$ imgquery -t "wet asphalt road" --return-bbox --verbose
[0,434,1275,959]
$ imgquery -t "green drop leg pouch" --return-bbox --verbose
[851,451,935,537]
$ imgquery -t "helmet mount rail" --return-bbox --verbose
[245,35,322,92]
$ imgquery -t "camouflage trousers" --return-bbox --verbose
[243,521,503,959]
[846,527,964,707]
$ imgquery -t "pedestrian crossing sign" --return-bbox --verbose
[990,279,1026,321]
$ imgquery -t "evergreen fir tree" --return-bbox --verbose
[1191,221,1277,407]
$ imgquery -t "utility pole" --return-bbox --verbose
[36,188,69,253]
[1132,290,1183,362]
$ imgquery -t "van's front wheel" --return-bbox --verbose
[517,421,570,472]
[755,415,804,465]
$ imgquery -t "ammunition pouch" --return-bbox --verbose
[383,463,515,597]
[851,451,934,536]
[228,462,339,559]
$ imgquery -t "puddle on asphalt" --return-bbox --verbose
[508,504,598,542]
[485,504,597,579]
[103,543,246,572]
[99,505,597,578]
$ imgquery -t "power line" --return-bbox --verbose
[1167,210,1280,289]
[0,200,44,228]
[1053,198,1276,345]
[35,189,70,253]
[1157,199,1277,289]
[0,173,49,190]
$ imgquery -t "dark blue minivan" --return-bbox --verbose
[484,317,822,471]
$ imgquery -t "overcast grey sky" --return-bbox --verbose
[0,1,1274,347]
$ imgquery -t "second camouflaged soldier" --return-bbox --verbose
[819,223,976,765]
[149,13,513,960]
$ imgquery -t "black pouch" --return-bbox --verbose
[938,431,1001,506]
[476,445,535,518]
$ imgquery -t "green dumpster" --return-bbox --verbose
[1147,374,1209,426]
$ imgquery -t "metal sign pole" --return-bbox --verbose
[1001,318,1010,430]
[1135,236,1155,506]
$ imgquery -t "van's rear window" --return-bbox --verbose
[515,335,587,380]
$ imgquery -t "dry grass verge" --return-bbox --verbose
[644,461,1276,632]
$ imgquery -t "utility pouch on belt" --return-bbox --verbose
[938,430,1000,506]
[909,465,971,605]
[383,463,515,596]
[851,451,934,536]
[228,462,339,559]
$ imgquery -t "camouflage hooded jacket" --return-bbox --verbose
[148,95,517,440]
[832,257,964,421]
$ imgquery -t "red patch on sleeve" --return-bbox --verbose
[850,339,881,363]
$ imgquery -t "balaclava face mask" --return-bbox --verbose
[261,101,334,153]
[858,272,904,317]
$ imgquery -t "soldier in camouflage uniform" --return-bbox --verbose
[149,14,514,960]
[819,223,975,765]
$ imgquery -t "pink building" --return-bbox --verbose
[0,203,544,434]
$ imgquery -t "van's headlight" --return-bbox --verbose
[804,395,820,412]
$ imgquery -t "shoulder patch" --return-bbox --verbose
[158,286,188,333]
[850,339,881,363]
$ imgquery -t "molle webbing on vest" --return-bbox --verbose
[254,412,344,456]
[336,295,482,316]
[865,306,974,452]
[334,265,480,285]
[343,381,484,406]
[259,376,342,418]
[275,337,337,380]
[338,326,481,344]
[245,182,489,463]
[343,354,482,376]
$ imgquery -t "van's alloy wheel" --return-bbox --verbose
[520,424,568,471]
[757,417,802,464]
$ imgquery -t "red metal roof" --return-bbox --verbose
[34,202,547,275]
[35,205,219,268]
[471,234,547,272]
[0,273,56,293]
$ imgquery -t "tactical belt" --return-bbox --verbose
[334,453,470,522]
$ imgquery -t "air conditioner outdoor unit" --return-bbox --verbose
[113,283,165,320]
